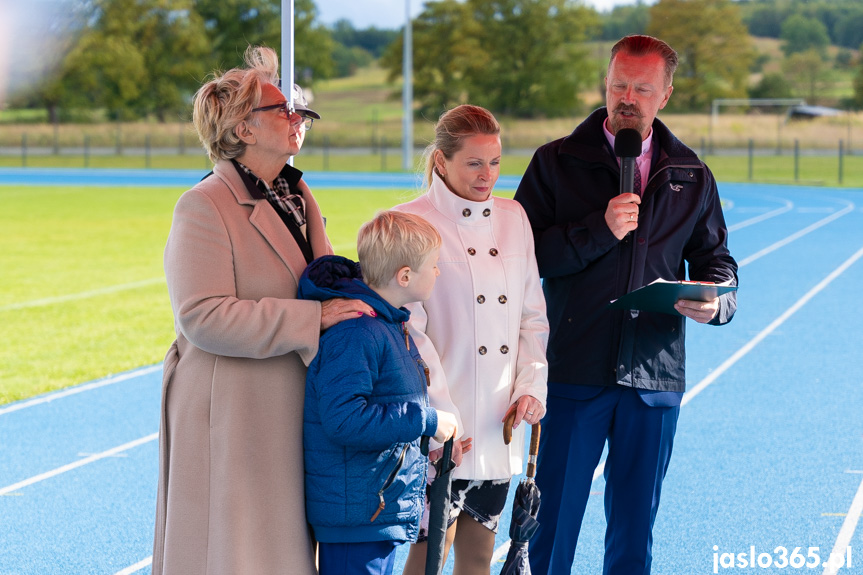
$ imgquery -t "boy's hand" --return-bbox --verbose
[433,410,458,444]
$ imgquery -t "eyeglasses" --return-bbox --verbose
[250,102,314,131]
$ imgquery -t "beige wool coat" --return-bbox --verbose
[153,160,331,575]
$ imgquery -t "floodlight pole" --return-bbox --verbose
[282,0,295,165]
[402,0,413,172]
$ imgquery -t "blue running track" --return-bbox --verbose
[1,169,862,574]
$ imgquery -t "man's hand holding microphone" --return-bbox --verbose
[605,128,643,240]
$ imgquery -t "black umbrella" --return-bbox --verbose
[424,437,455,575]
[500,416,542,575]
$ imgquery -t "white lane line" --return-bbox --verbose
[0,277,165,312]
[727,200,793,232]
[493,242,863,561]
[0,364,163,417]
[684,243,863,405]
[822,474,863,575]
[113,556,152,575]
[737,201,854,267]
[491,541,511,564]
[0,432,158,496]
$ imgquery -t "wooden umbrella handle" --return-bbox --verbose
[503,413,542,478]
[503,411,516,445]
[527,422,541,479]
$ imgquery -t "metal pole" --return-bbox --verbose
[794,139,799,182]
[282,0,295,166]
[748,139,753,181]
[401,0,413,172]
[709,100,716,155]
[372,108,379,154]
[839,139,844,185]
[776,114,782,155]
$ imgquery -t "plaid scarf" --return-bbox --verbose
[236,161,307,239]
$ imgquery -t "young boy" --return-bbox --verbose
[298,210,459,575]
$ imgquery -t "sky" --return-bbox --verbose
[317,0,653,30]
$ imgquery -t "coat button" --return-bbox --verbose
[498,295,507,304]
[482,208,491,217]
[462,208,472,217]
[489,248,499,256]
[467,247,476,256]
[478,346,487,355]
[500,345,509,354]
[477,295,486,304]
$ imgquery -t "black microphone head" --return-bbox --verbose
[614,128,642,158]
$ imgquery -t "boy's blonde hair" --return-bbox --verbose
[358,211,441,288]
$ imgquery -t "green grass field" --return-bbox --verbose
[0,184,418,405]
[1,147,861,405]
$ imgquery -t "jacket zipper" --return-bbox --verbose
[370,443,409,522]
[369,321,429,522]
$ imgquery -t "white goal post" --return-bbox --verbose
[709,98,807,152]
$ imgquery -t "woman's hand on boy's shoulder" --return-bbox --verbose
[320,298,376,331]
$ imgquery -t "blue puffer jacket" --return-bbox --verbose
[298,255,438,544]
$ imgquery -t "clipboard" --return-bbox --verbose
[608,279,737,316]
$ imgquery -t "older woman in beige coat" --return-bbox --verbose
[152,46,371,575]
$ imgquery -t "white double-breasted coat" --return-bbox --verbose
[395,173,549,480]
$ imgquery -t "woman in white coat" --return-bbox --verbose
[395,105,549,575]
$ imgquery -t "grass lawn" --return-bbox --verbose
[702,154,863,187]
[1,150,860,404]
[0,184,416,405]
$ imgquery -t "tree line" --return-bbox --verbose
[7,0,391,123]
[6,0,863,122]
[601,0,863,51]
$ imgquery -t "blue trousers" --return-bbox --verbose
[528,386,679,575]
[318,541,399,575]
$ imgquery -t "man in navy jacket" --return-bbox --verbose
[514,35,738,575]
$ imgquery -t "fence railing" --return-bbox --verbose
[1,135,860,185]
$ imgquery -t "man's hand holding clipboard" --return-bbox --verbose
[608,278,738,322]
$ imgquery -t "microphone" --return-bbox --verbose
[614,128,642,196]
